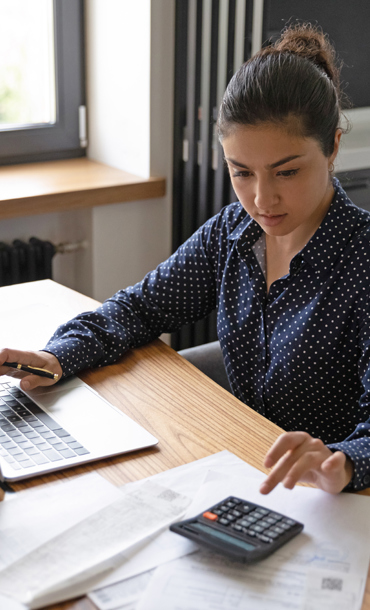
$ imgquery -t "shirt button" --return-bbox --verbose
[257,352,264,362]
[255,398,263,408]
[362,474,370,486]
[290,261,299,273]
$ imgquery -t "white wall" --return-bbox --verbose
[86,0,151,178]
[336,108,370,172]
[86,0,174,302]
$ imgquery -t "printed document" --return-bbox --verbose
[0,481,190,609]
[137,472,370,610]
[0,472,122,570]
[137,551,364,610]
[89,451,263,609]
[0,472,123,609]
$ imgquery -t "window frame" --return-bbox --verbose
[0,0,85,165]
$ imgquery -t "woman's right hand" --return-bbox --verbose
[0,348,63,391]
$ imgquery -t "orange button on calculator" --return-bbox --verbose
[203,511,218,520]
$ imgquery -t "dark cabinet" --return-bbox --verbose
[337,169,370,211]
[262,0,370,108]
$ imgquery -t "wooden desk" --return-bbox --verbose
[1,280,369,610]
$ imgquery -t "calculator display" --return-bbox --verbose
[170,495,304,563]
[189,522,256,551]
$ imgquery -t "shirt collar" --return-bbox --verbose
[227,179,360,273]
[300,178,360,273]
[228,211,262,246]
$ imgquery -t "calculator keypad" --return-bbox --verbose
[202,497,297,545]
[171,495,303,563]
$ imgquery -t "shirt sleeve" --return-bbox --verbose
[327,289,370,491]
[43,212,225,378]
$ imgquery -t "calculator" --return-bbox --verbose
[170,495,304,563]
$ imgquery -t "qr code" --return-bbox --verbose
[158,489,180,502]
[321,577,343,591]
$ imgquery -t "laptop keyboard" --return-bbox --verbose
[0,380,89,472]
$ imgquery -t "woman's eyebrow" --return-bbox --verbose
[225,154,303,169]
[269,154,303,169]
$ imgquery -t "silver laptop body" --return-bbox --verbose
[0,376,158,482]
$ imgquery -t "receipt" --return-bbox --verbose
[0,481,190,608]
[90,570,155,610]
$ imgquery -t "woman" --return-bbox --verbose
[1,24,369,495]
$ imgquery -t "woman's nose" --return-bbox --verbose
[254,180,278,210]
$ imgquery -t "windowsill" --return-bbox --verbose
[0,158,166,220]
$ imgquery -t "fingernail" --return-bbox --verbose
[22,381,30,390]
[259,483,269,494]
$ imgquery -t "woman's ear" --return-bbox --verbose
[330,129,342,164]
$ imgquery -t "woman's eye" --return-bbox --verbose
[232,170,252,178]
[278,169,299,177]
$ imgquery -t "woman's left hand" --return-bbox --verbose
[259,431,354,495]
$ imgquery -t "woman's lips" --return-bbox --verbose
[258,213,287,227]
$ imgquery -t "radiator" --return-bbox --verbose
[0,238,56,287]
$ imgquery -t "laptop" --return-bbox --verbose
[0,375,158,482]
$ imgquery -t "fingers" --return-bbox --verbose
[0,347,34,368]
[0,348,37,378]
[19,373,55,391]
[264,432,312,469]
[321,450,345,472]
[260,432,334,495]
[261,432,313,492]
[0,348,62,390]
[274,446,341,491]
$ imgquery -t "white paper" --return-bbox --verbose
[137,474,370,610]
[91,451,263,592]
[0,283,95,351]
[121,449,264,497]
[90,570,155,610]
[0,472,123,570]
[0,593,27,610]
[0,481,190,608]
[136,552,364,610]
[305,569,364,609]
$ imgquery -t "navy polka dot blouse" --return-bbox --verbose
[44,178,370,491]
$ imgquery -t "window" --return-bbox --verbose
[0,0,85,165]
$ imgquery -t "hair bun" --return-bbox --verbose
[272,23,340,90]
[218,21,346,155]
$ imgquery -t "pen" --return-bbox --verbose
[4,362,59,380]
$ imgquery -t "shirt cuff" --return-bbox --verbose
[42,337,92,378]
[327,440,370,491]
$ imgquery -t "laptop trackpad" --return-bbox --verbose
[26,378,157,454]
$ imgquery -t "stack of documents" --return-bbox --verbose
[0,472,122,609]
[0,451,369,610]
[136,471,369,610]
[0,480,190,608]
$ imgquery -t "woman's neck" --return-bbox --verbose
[266,181,335,263]
[265,181,335,291]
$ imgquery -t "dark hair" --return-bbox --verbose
[218,23,348,156]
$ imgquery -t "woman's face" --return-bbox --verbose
[222,122,341,243]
